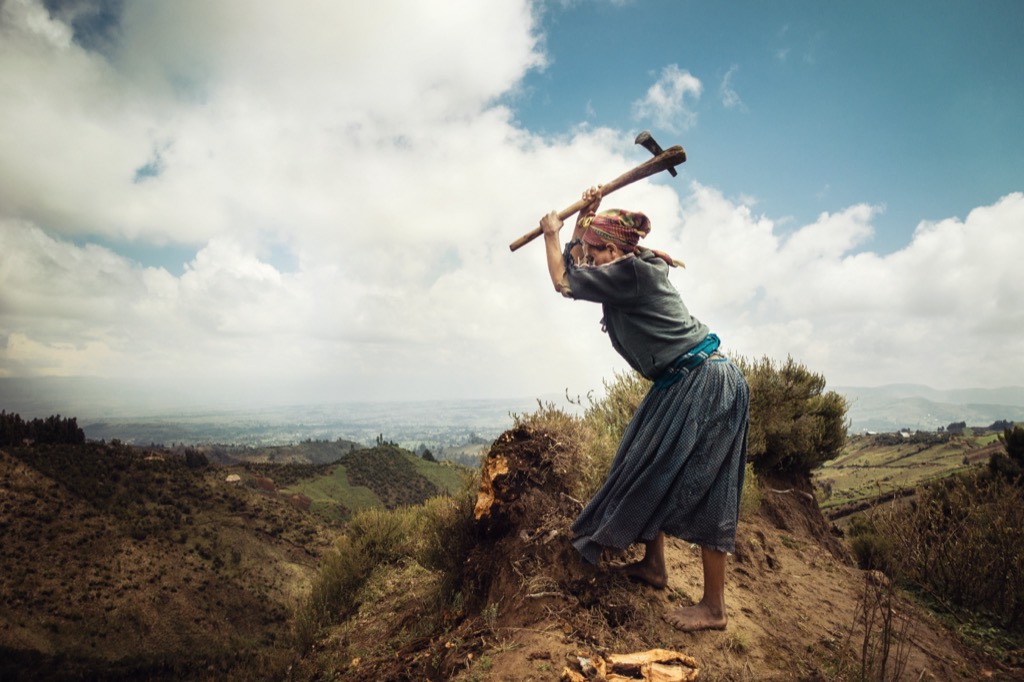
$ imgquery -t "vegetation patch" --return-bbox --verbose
[338,445,443,509]
[818,432,1006,517]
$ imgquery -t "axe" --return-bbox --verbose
[509,132,685,252]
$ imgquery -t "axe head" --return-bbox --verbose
[635,131,677,176]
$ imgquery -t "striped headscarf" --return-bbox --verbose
[580,209,680,267]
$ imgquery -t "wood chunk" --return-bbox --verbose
[605,648,699,681]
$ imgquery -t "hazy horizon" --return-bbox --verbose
[3,377,1023,446]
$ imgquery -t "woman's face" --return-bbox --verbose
[584,241,619,266]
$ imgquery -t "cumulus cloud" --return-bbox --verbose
[666,188,1024,389]
[631,64,703,133]
[1,0,1022,410]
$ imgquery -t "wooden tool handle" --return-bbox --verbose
[509,146,686,252]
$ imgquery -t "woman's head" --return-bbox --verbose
[580,208,680,268]
[581,209,651,263]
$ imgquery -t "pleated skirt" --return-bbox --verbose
[571,356,750,563]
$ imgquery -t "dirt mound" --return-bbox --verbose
[499,427,1018,679]
[466,426,596,613]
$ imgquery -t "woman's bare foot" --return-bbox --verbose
[615,559,668,589]
[614,534,668,589]
[663,602,727,632]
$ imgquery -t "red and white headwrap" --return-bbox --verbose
[580,209,680,267]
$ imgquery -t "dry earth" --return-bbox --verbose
[294,425,1023,681]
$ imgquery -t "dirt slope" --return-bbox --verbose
[297,424,1021,681]
[460,458,995,675]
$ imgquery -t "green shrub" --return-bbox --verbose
[864,472,1024,631]
[1002,425,1024,466]
[846,514,894,574]
[295,484,479,650]
[989,450,1023,481]
[583,369,650,441]
[412,490,478,605]
[991,425,1024,482]
[295,507,415,648]
[733,355,847,476]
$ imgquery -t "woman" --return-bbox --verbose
[539,187,750,632]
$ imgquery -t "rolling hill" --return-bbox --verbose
[0,439,469,680]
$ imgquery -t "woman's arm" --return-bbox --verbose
[540,211,568,293]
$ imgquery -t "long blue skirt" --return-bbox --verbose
[571,356,750,563]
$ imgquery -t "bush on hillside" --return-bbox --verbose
[732,355,847,476]
[846,514,895,575]
[294,489,477,650]
[851,471,1024,631]
[990,425,1024,482]
[1001,425,1024,465]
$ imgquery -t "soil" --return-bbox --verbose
[309,424,1023,681]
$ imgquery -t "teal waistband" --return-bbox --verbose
[652,333,721,389]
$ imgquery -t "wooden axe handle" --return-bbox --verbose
[509,146,686,252]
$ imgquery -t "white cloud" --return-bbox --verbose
[632,64,703,133]
[665,188,1024,390]
[1,0,1022,410]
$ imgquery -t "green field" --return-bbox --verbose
[814,432,1003,513]
[279,446,472,523]
[283,463,381,522]
[409,455,474,495]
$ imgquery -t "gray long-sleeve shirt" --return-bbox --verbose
[562,247,709,380]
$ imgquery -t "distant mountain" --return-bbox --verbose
[833,384,1024,433]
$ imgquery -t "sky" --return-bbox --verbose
[1,0,1022,411]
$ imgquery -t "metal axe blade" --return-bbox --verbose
[635,131,677,176]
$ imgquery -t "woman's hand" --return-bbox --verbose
[581,185,602,215]
[540,210,563,237]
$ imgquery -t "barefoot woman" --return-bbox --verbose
[539,187,750,632]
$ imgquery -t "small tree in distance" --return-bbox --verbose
[990,424,1024,481]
